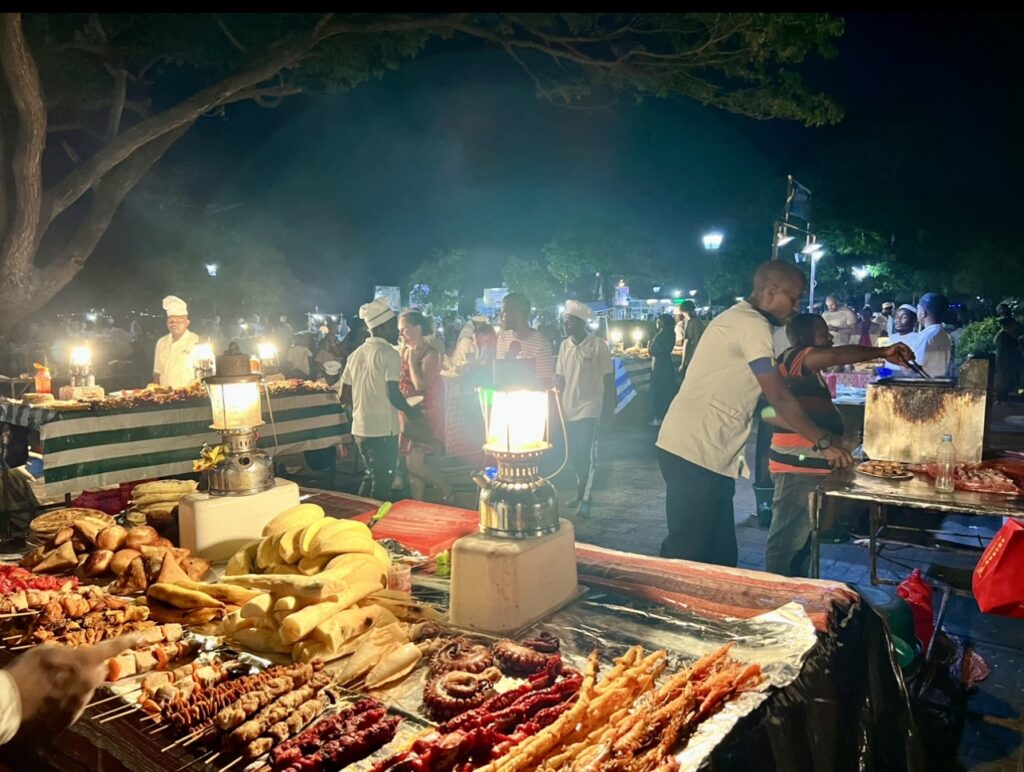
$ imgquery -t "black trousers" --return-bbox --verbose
[658,448,737,567]
[355,435,398,500]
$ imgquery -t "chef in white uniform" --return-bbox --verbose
[152,295,200,388]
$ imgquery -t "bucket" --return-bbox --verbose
[753,484,774,528]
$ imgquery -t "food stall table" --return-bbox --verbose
[0,390,347,499]
[1,489,919,771]
[810,468,1024,586]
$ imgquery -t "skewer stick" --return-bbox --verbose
[177,750,219,771]
[163,725,210,752]
[8,643,34,652]
[88,688,141,709]
[0,610,39,618]
[217,756,243,772]
[93,702,139,720]
[148,723,169,735]
[98,705,138,723]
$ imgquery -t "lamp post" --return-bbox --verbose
[801,238,826,312]
[700,231,723,311]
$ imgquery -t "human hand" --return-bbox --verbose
[7,633,141,740]
[882,342,915,367]
[404,403,424,419]
[822,446,853,469]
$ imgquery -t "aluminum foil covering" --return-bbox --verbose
[362,580,818,768]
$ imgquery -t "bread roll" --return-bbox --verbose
[125,525,159,550]
[97,525,127,551]
[82,549,114,577]
[110,548,141,576]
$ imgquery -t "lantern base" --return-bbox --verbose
[178,478,299,561]
[448,518,579,635]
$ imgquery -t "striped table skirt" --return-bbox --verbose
[0,391,347,498]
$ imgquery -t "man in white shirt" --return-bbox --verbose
[821,295,858,345]
[656,261,852,566]
[913,293,953,377]
[876,301,896,337]
[285,333,313,378]
[556,300,615,516]
[496,292,555,387]
[451,314,489,369]
[0,633,139,746]
[152,295,200,389]
[339,298,422,498]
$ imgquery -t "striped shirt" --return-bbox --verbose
[769,347,844,475]
[496,328,554,387]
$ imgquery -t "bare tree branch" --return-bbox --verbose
[106,66,128,140]
[0,13,47,281]
[216,16,249,54]
[61,140,81,164]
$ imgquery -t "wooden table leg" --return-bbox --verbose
[870,502,882,585]
[810,488,823,579]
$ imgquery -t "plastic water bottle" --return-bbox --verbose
[935,434,956,493]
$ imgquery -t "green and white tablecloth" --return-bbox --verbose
[0,391,347,498]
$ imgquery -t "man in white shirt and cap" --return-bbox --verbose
[152,295,200,389]
[556,299,615,516]
[339,297,423,499]
[451,314,490,369]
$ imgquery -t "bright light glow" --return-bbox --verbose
[558,305,566,314]
[631,328,644,343]
[702,231,724,250]
[653,286,662,293]
[811,249,825,261]
[852,265,870,281]
[735,296,744,302]
[493,325,502,334]
[70,346,92,368]
[689,289,698,297]
[207,380,262,431]
[801,240,824,254]
[85,312,98,322]
[205,263,218,277]
[618,279,625,287]
[646,299,657,305]
[192,343,214,366]
[672,290,682,298]
[776,234,795,247]
[257,342,277,362]
[587,320,599,329]
[611,330,623,343]
[482,390,549,453]
[661,299,671,304]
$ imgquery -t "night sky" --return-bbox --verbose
[58,13,1022,319]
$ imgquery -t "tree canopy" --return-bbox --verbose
[0,12,844,336]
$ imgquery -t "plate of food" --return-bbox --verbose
[857,460,914,480]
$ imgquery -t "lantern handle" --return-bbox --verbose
[546,387,570,481]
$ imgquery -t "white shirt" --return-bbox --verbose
[556,334,613,421]
[0,669,20,744]
[911,323,952,377]
[657,300,776,478]
[885,331,917,369]
[496,328,554,386]
[821,307,858,345]
[340,337,401,438]
[152,330,200,389]
[452,335,479,368]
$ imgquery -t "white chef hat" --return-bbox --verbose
[564,299,593,322]
[162,295,188,317]
[322,360,342,376]
[359,297,395,329]
[898,303,917,314]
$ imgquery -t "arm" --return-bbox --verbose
[753,366,852,468]
[602,372,616,421]
[799,341,913,372]
[387,381,421,415]
[339,384,352,406]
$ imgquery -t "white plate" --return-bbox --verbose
[406,395,424,407]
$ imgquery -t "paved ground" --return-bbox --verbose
[287,391,1024,771]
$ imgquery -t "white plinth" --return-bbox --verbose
[448,519,578,635]
[178,478,300,561]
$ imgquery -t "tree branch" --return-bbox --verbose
[41,123,193,294]
[216,15,249,54]
[106,66,128,140]
[0,13,47,281]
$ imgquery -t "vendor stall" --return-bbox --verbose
[0,488,919,772]
[0,387,346,499]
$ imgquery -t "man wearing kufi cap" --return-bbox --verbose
[556,299,614,516]
[339,297,423,498]
[152,295,200,389]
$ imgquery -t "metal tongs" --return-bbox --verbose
[905,359,933,380]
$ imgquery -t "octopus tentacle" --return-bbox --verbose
[427,638,495,678]
[520,632,560,654]
[422,667,501,720]
[493,639,557,675]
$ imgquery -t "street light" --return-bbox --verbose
[852,265,870,282]
[205,263,218,277]
[702,231,724,251]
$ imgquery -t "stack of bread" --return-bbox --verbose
[21,519,210,593]
[126,479,198,536]
[28,508,114,548]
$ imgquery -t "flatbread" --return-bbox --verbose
[30,508,114,536]
[132,480,197,496]
[131,493,187,508]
